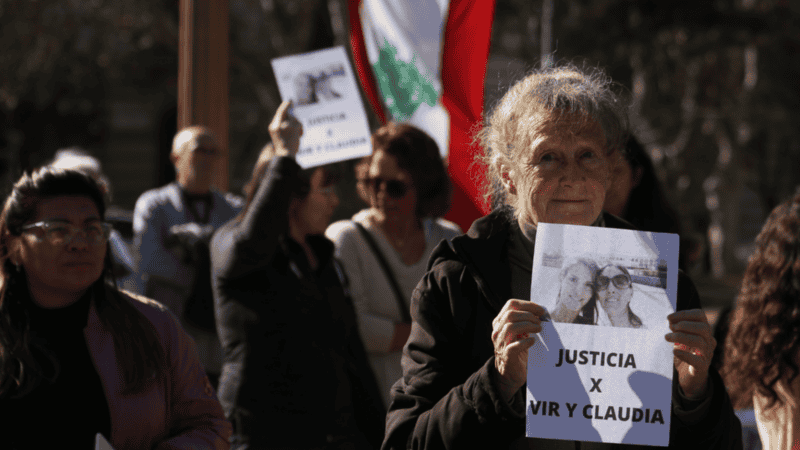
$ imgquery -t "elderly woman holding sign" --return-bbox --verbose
[382,64,742,449]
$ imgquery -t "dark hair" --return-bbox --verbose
[595,265,643,328]
[238,144,340,221]
[723,193,800,410]
[478,63,628,213]
[49,147,112,201]
[617,136,682,234]
[0,167,166,397]
[369,122,451,218]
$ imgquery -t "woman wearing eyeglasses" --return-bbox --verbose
[0,168,231,450]
[595,265,644,328]
[326,122,461,407]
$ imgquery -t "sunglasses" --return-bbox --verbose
[596,274,631,290]
[367,178,409,199]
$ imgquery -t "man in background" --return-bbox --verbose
[133,126,242,386]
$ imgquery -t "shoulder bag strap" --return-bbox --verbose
[353,221,412,324]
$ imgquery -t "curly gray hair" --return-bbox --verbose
[476,63,629,214]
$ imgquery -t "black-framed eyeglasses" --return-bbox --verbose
[20,221,112,247]
[367,178,408,199]
[596,274,631,290]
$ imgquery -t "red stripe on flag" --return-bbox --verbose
[349,0,496,232]
[349,0,387,124]
[441,0,495,230]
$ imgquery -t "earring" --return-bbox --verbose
[500,164,516,196]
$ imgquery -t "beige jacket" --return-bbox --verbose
[85,290,231,450]
[754,377,800,450]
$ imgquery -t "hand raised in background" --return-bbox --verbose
[268,100,303,158]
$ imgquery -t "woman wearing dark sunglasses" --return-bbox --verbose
[326,122,461,407]
[0,168,231,449]
[595,265,644,328]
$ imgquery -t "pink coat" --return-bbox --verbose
[84,290,232,450]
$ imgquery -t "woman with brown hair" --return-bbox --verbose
[211,102,384,449]
[326,123,461,407]
[723,192,800,449]
[0,167,230,450]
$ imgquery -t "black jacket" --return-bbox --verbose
[383,210,742,450]
[210,156,385,449]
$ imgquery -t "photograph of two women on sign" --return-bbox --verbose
[527,223,678,446]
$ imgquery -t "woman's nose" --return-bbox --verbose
[561,161,585,185]
[375,182,387,197]
[68,232,91,250]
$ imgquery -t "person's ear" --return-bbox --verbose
[500,164,516,196]
[287,196,304,235]
[288,196,301,218]
[7,237,21,266]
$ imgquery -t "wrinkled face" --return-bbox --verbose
[11,196,107,307]
[560,263,594,306]
[368,150,417,221]
[505,119,612,228]
[172,133,219,191]
[293,168,339,237]
[597,266,633,317]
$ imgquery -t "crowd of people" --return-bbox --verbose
[0,60,797,450]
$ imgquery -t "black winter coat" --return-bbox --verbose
[383,210,742,450]
[211,156,385,449]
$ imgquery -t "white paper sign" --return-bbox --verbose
[526,223,679,446]
[95,433,115,450]
[271,46,372,168]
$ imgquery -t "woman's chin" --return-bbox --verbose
[544,210,600,226]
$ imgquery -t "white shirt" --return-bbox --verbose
[326,209,461,407]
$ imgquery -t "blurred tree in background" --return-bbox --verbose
[0,0,178,187]
[0,0,340,192]
[490,0,800,281]
[0,0,798,282]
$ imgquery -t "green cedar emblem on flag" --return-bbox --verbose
[372,38,439,121]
